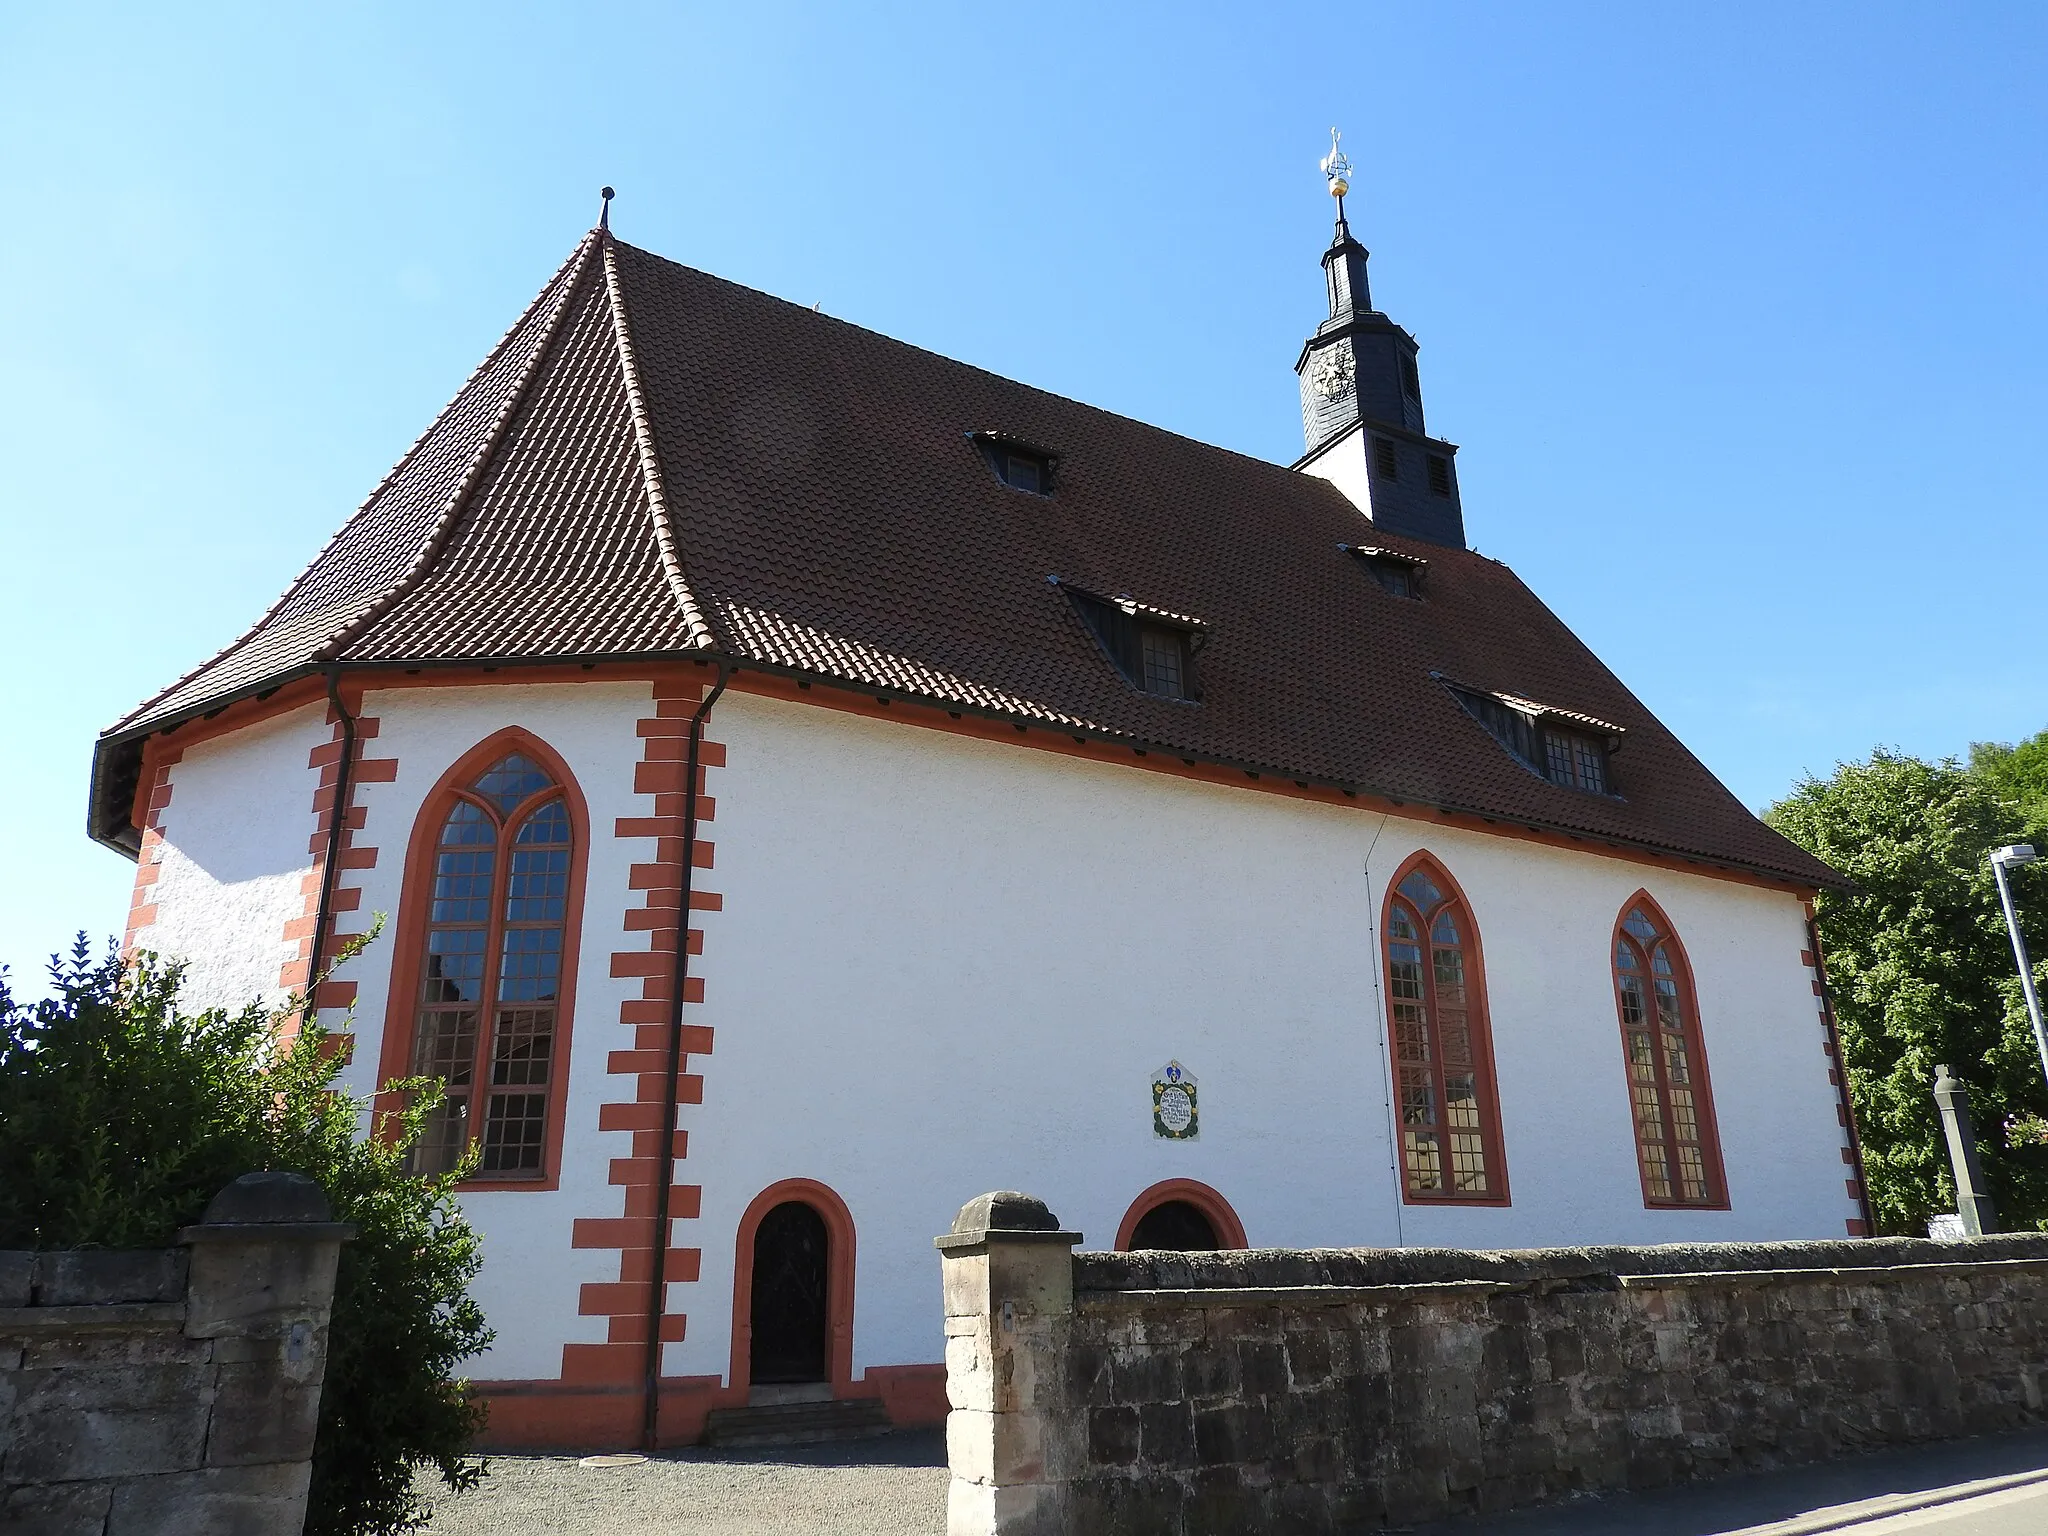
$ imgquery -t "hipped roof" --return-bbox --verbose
[91,230,1839,890]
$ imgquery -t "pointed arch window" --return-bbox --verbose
[1381,859,1510,1203]
[400,748,584,1182]
[1612,900,1726,1207]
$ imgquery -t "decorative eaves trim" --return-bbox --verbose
[1498,693,1628,740]
[1435,673,1627,741]
[603,236,719,652]
[1046,575,1208,632]
[1343,543,1429,571]
[968,429,1061,465]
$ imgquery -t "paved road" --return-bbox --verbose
[1841,1481,2048,1533]
[418,1429,947,1536]
[419,1425,2048,1534]
[1409,1426,2048,1536]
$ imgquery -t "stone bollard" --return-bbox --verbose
[935,1193,1083,1536]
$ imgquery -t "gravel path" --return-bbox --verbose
[417,1430,948,1536]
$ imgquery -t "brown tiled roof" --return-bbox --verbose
[91,231,1839,889]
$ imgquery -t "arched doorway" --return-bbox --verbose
[1114,1179,1249,1252]
[1129,1200,1219,1251]
[748,1201,829,1385]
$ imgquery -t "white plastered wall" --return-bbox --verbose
[324,682,656,1383]
[137,702,329,1014]
[132,679,1856,1395]
[1298,426,1375,518]
[678,691,1856,1386]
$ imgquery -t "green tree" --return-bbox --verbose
[0,938,491,1535]
[1767,750,2048,1235]
[1970,725,2048,845]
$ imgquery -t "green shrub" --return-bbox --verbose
[0,936,493,1534]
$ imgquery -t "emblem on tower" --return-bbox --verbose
[1309,340,1356,401]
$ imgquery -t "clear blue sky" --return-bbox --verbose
[3,3,2044,994]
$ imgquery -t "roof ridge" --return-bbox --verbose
[606,238,1360,498]
[103,234,598,737]
[600,235,718,651]
[309,231,604,667]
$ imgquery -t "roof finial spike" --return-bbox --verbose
[1319,127,1353,225]
[599,185,616,233]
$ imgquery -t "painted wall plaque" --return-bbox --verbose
[1152,1060,1199,1140]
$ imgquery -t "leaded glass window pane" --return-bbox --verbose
[1398,870,1443,909]
[1612,905,1718,1206]
[1140,628,1185,699]
[1574,738,1605,793]
[1545,735,1574,784]
[1383,865,1502,1201]
[409,749,573,1182]
[480,1093,549,1173]
[473,755,552,818]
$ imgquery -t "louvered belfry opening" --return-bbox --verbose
[410,753,572,1178]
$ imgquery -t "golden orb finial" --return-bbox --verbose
[1320,126,1353,200]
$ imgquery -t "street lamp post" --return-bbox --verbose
[1990,844,2048,1089]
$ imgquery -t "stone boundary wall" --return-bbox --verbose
[936,1194,2048,1536]
[1,1174,352,1536]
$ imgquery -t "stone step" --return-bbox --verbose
[702,1395,894,1448]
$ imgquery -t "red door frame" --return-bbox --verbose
[727,1179,859,1397]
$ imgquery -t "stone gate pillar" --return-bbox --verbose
[934,1192,1082,1536]
[1,1171,352,1533]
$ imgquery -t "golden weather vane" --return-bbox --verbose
[1320,127,1353,205]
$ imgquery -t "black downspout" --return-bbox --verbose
[1808,909,1876,1236]
[642,661,731,1451]
[307,667,358,1015]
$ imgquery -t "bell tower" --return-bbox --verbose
[1293,131,1466,548]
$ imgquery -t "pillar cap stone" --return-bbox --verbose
[935,1191,1082,1254]
[179,1172,356,1245]
[204,1172,333,1225]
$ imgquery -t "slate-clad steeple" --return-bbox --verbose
[1298,208,1423,445]
[1293,132,1465,548]
[1322,207,1371,317]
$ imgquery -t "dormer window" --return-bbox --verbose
[1345,544,1426,599]
[1545,731,1607,794]
[1058,580,1204,702]
[1445,680,1621,795]
[1140,628,1185,696]
[969,431,1056,495]
[1003,453,1045,493]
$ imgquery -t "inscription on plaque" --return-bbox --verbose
[1152,1060,1199,1140]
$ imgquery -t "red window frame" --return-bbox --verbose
[1610,892,1728,1209]
[376,729,589,1191]
[1378,853,1512,1205]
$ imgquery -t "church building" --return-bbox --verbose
[90,165,1860,1449]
